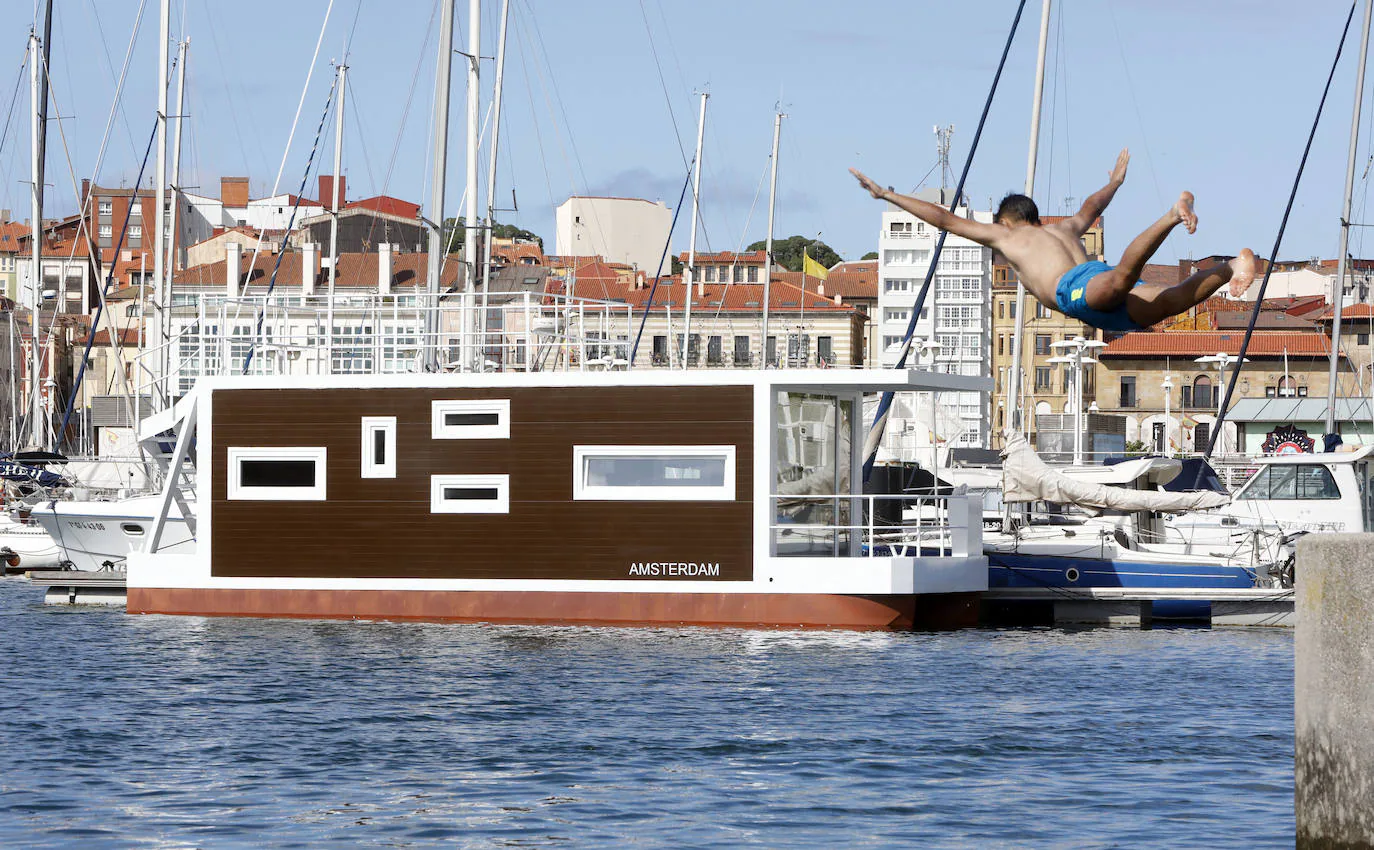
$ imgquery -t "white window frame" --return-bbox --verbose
[432,398,510,440]
[572,445,736,502]
[227,446,327,501]
[430,474,510,514]
[361,416,397,479]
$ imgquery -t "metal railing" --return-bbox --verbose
[769,492,980,559]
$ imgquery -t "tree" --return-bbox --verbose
[861,251,878,261]
[746,235,842,272]
[440,218,545,255]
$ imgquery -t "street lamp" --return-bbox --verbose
[1049,336,1107,465]
[1161,373,1174,457]
[1194,353,1250,453]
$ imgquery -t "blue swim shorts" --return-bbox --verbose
[1053,261,1143,332]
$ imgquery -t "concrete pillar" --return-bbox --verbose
[1297,533,1374,848]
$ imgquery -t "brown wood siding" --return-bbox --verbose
[209,385,754,581]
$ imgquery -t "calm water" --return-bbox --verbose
[0,580,1293,848]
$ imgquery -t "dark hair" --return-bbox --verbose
[995,193,1040,226]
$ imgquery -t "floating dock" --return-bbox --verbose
[28,570,127,606]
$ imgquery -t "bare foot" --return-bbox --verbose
[1174,191,1197,234]
[1228,248,1257,298]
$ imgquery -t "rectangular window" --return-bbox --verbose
[129,203,142,217]
[129,224,143,239]
[1035,366,1052,390]
[573,445,736,501]
[98,200,112,216]
[1120,376,1137,408]
[361,416,397,478]
[817,336,833,364]
[227,447,327,500]
[766,335,778,366]
[98,224,113,239]
[997,335,1004,356]
[1034,334,1051,355]
[707,335,723,364]
[652,335,668,365]
[733,335,750,365]
[703,266,715,282]
[1360,332,1370,346]
[430,474,510,514]
[432,399,510,439]
[747,266,758,283]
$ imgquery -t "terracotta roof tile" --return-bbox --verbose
[1101,330,1332,358]
[172,251,462,289]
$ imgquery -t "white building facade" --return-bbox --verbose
[554,196,672,276]
[876,190,993,449]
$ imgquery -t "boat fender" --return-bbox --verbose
[1065,567,1080,584]
[2,548,19,568]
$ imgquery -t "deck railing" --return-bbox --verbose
[769,492,981,559]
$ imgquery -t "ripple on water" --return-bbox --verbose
[0,580,1293,848]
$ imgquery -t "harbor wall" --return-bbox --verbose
[1296,534,1374,848]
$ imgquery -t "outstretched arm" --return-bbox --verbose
[1063,149,1128,234]
[850,168,1004,247]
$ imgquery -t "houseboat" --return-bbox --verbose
[124,368,990,630]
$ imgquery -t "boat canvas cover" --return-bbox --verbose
[0,458,66,488]
[999,431,1229,512]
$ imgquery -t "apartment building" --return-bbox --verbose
[875,189,992,448]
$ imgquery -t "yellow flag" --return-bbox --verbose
[802,249,829,281]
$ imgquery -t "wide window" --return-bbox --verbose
[432,399,510,440]
[1237,464,1340,500]
[227,447,327,500]
[430,474,510,513]
[573,446,736,501]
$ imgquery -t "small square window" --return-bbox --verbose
[227,447,327,500]
[361,416,396,478]
[432,399,510,439]
[430,474,510,514]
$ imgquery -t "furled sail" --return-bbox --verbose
[1000,431,1230,512]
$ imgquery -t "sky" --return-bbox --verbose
[1,0,1372,269]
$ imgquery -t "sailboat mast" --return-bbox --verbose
[151,0,170,412]
[761,110,782,367]
[327,60,346,373]
[1326,0,1373,437]
[481,0,511,333]
[462,0,481,372]
[1005,0,1052,435]
[426,0,456,371]
[28,31,43,449]
[683,92,707,369]
[165,39,187,387]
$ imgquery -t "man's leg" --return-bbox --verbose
[1084,192,1196,311]
[1125,249,1257,327]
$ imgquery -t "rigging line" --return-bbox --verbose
[512,12,556,212]
[1105,3,1167,225]
[636,0,688,167]
[711,145,771,325]
[381,0,438,206]
[630,164,694,365]
[203,3,262,177]
[0,50,27,160]
[271,0,334,196]
[862,0,1030,483]
[243,78,338,375]
[54,117,159,451]
[1200,0,1359,468]
[1042,0,1059,210]
[1059,0,1073,216]
[83,0,146,161]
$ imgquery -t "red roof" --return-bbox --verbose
[1313,303,1374,321]
[346,195,422,219]
[173,251,462,289]
[1101,331,1332,358]
[678,250,767,264]
[549,272,855,315]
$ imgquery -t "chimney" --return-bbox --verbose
[221,177,250,208]
[378,243,393,294]
[80,179,90,209]
[817,282,826,296]
[302,243,320,295]
[226,242,241,298]
[319,175,346,210]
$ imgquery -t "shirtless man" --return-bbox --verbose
[850,149,1256,332]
